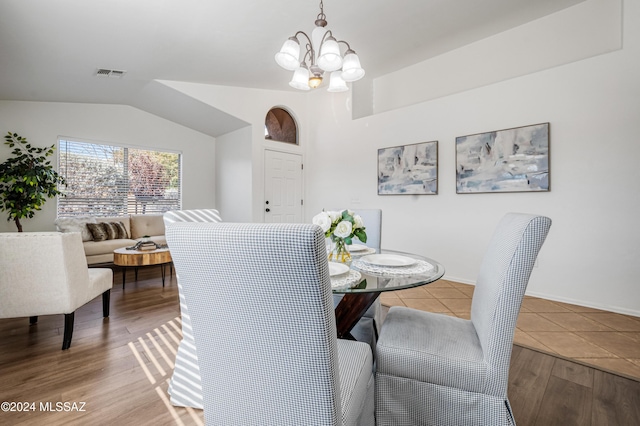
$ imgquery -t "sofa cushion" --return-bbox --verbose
[86,252,119,266]
[130,214,165,239]
[112,222,129,239]
[86,223,111,241]
[88,221,133,241]
[83,239,138,256]
[99,216,131,239]
[104,222,119,240]
[55,216,97,242]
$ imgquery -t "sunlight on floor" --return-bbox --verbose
[129,317,204,426]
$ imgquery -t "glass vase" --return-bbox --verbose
[328,237,351,263]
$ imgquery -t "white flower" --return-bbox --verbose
[353,214,364,229]
[334,220,353,238]
[327,210,341,222]
[312,211,332,232]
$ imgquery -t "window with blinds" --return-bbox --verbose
[57,139,181,217]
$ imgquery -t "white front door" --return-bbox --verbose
[264,150,303,223]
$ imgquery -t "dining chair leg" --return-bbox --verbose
[29,316,38,325]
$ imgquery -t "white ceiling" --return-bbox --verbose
[0,0,585,134]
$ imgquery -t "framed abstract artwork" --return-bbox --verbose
[456,122,550,193]
[378,141,438,195]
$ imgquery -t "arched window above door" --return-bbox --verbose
[265,107,298,145]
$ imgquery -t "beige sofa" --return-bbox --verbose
[55,214,166,265]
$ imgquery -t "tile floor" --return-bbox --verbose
[380,279,640,381]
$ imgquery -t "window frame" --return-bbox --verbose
[56,137,182,217]
[264,107,298,145]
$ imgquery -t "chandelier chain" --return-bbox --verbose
[317,0,325,20]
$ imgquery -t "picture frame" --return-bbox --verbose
[456,123,550,194]
[378,141,438,195]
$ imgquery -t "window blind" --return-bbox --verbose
[57,139,181,217]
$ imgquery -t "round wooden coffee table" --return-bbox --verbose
[113,247,172,289]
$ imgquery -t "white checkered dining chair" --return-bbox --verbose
[351,209,382,250]
[163,209,222,409]
[166,222,375,426]
[375,213,552,425]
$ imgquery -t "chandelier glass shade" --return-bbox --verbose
[327,71,348,92]
[275,0,365,91]
[289,64,311,91]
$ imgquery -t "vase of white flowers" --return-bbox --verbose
[312,209,367,263]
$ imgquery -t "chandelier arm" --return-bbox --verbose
[336,40,353,52]
[320,29,334,46]
[293,31,317,65]
[294,30,312,45]
[302,47,314,65]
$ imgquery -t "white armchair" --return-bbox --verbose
[0,232,113,350]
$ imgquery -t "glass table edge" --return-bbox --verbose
[331,249,445,294]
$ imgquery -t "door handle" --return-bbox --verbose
[265,208,270,212]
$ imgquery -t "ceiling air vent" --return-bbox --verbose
[95,68,127,78]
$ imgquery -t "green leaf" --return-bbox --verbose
[0,131,62,231]
[354,279,367,290]
[354,229,367,243]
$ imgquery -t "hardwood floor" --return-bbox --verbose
[0,268,638,425]
[509,345,640,425]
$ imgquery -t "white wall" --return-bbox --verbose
[371,0,622,114]
[215,126,253,222]
[158,82,309,222]
[0,101,217,233]
[303,0,640,316]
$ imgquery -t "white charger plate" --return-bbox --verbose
[360,254,417,267]
[348,244,368,252]
[328,262,350,277]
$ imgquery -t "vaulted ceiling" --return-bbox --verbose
[0,0,585,136]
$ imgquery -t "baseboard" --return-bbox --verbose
[524,290,640,318]
[443,274,640,318]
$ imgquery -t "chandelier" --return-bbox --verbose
[275,0,365,92]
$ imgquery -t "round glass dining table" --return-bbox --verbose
[331,249,445,340]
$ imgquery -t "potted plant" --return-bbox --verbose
[0,132,65,232]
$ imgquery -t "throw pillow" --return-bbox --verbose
[55,216,97,242]
[112,221,129,239]
[86,223,109,242]
[102,222,118,240]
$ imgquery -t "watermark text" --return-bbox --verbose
[1,401,87,412]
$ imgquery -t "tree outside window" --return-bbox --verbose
[58,139,181,217]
